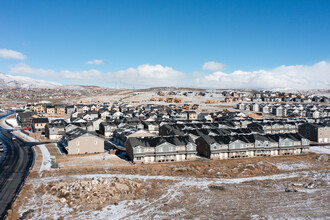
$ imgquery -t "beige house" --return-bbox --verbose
[62,128,104,155]
[32,117,49,133]
[299,123,330,143]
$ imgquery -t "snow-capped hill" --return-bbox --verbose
[0,72,62,89]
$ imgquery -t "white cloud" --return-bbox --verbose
[10,63,56,76]
[87,59,103,65]
[9,63,185,87]
[10,63,102,83]
[107,64,185,87]
[61,69,102,82]
[0,49,26,60]
[194,61,330,89]
[202,61,225,71]
[10,61,328,89]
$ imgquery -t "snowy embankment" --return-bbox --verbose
[0,117,13,129]
[5,118,18,127]
[31,171,307,186]
[309,146,330,154]
[0,117,51,172]
[37,145,51,172]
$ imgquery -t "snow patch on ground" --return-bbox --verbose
[83,199,148,220]
[6,125,52,172]
[310,146,330,154]
[31,171,307,187]
[84,153,119,161]
[275,162,312,170]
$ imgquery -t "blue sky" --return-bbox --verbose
[0,0,330,89]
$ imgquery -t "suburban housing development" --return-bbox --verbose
[1,1,330,219]
[7,88,329,164]
[1,87,329,220]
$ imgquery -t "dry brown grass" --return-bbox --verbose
[100,154,327,179]
[51,153,129,171]
[31,146,42,172]
[38,153,329,179]
[10,178,174,219]
[6,184,33,220]
[45,144,61,156]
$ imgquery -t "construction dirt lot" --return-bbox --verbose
[6,148,330,219]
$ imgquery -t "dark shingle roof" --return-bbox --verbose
[32,118,49,124]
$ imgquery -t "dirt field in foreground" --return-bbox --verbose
[6,153,330,219]
[9,168,330,219]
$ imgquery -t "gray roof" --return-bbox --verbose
[65,127,100,141]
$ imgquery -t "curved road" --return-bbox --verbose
[0,112,34,219]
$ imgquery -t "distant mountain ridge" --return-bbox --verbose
[0,73,106,90]
[0,72,62,89]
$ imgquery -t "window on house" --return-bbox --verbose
[94,140,98,145]
[136,157,142,160]
[76,141,80,146]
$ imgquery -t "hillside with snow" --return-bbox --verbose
[0,72,62,89]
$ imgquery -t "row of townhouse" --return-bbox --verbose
[248,96,330,103]
[159,120,305,136]
[46,118,117,140]
[28,104,75,115]
[238,103,330,118]
[247,122,299,134]
[126,135,197,163]
[159,123,262,137]
[126,133,310,163]
[63,117,306,143]
[248,91,329,103]
[197,133,310,159]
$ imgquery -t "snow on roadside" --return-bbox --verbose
[0,118,13,129]
[13,132,52,172]
[1,119,53,172]
[12,130,37,142]
[310,146,330,154]
[5,118,18,127]
[38,145,51,172]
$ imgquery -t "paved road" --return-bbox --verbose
[0,112,34,219]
